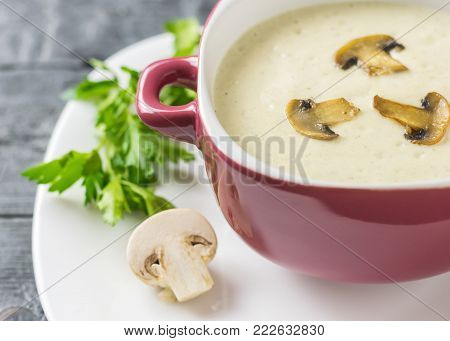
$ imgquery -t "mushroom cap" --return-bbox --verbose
[286,98,360,140]
[335,34,408,76]
[127,208,217,301]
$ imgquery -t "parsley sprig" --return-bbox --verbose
[23,19,201,225]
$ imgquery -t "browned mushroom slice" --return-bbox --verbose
[335,35,408,76]
[374,92,450,145]
[286,98,361,140]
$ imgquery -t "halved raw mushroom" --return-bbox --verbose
[335,35,408,76]
[127,208,217,302]
[374,92,450,145]
[286,98,360,140]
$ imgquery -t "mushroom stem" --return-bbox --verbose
[373,96,429,130]
[163,245,214,302]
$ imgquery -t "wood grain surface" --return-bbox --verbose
[0,0,215,321]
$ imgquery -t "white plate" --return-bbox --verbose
[32,34,450,321]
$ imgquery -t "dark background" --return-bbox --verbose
[0,0,215,321]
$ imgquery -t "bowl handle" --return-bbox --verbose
[136,56,199,144]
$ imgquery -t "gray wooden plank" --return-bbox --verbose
[0,67,87,216]
[0,217,45,320]
[0,0,216,64]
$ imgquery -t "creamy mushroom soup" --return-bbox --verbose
[214,2,450,184]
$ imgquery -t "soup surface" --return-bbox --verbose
[214,2,450,184]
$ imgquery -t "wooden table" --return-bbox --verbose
[0,0,215,321]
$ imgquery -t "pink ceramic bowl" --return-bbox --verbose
[137,0,450,283]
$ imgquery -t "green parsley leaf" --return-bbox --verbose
[48,151,89,193]
[22,159,62,184]
[23,151,91,193]
[98,176,127,225]
[82,151,105,205]
[63,79,118,101]
[122,181,174,217]
[160,19,200,106]
[165,18,201,57]
[160,85,197,106]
